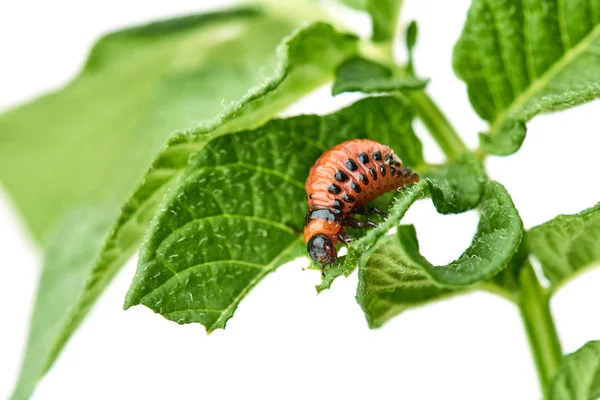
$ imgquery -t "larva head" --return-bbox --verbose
[307,234,337,264]
[304,209,341,264]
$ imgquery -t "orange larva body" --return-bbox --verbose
[304,139,419,264]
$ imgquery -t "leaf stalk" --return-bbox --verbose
[517,262,562,394]
[405,90,468,160]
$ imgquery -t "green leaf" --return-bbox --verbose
[547,341,600,400]
[332,56,429,95]
[315,256,352,293]
[398,181,523,286]
[124,96,423,330]
[356,231,462,328]
[422,152,487,214]
[453,0,600,155]
[7,16,358,400]
[10,205,116,400]
[528,201,600,292]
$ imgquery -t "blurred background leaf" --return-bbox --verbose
[10,205,115,400]
[0,7,295,241]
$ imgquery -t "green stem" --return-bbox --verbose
[405,90,468,160]
[517,262,562,394]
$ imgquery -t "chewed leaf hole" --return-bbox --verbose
[401,201,479,266]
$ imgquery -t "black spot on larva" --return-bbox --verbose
[328,184,341,194]
[385,154,394,165]
[342,193,356,203]
[358,152,369,164]
[309,194,313,199]
[350,182,362,193]
[372,151,382,161]
[333,199,344,210]
[369,167,377,180]
[390,166,397,175]
[359,173,369,185]
[334,170,349,182]
[394,161,401,167]
[345,159,358,171]
[380,164,387,177]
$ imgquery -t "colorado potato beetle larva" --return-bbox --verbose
[304,139,419,268]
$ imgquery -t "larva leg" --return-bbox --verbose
[365,207,387,218]
[352,204,366,214]
[353,205,388,218]
[341,218,378,229]
[337,231,354,244]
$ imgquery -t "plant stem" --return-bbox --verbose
[517,262,562,394]
[360,39,468,160]
[405,90,468,160]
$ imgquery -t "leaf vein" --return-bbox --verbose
[139,259,265,304]
[197,161,305,190]
[159,213,296,250]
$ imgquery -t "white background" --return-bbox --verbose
[2,1,600,399]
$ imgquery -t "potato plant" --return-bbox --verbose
[2,1,600,399]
